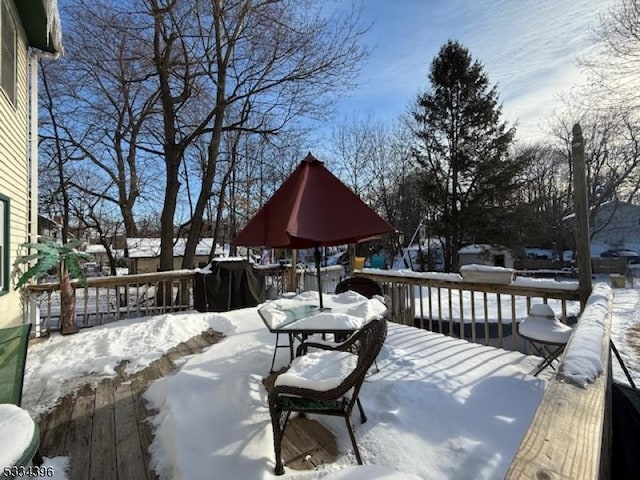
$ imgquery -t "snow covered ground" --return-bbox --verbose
[19,287,640,480]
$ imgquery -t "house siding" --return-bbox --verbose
[131,255,210,274]
[591,202,640,253]
[0,0,30,327]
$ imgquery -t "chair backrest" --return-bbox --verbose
[353,317,387,371]
[273,318,387,404]
[335,276,383,299]
[0,324,32,406]
[332,317,387,399]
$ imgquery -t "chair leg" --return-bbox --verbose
[344,415,363,465]
[270,405,291,476]
[530,343,565,376]
[356,398,367,423]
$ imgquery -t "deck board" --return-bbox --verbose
[262,373,340,471]
[65,387,94,480]
[130,376,159,480]
[39,393,74,457]
[36,327,336,478]
[90,379,117,480]
[114,382,147,480]
[37,329,222,479]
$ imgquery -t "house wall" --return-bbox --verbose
[130,255,210,274]
[591,202,640,253]
[0,1,29,328]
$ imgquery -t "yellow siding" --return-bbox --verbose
[0,3,30,328]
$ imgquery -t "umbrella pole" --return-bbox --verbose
[314,246,323,309]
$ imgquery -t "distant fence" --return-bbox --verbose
[592,257,628,275]
[516,257,630,275]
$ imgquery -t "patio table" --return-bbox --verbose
[258,294,377,373]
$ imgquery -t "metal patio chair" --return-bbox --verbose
[268,317,387,475]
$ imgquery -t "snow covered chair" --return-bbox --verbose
[332,276,384,346]
[518,303,573,376]
[335,276,383,299]
[268,317,387,475]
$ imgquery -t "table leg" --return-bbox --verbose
[288,333,295,363]
[270,332,294,373]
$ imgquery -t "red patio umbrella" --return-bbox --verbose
[233,152,395,307]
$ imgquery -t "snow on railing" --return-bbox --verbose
[25,270,196,335]
[354,268,582,352]
[506,284,613,480]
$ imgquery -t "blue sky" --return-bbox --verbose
[332,0,616,143]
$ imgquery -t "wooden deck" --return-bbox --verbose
[35,329,337,479]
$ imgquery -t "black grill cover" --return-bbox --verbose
[194,260,265,312]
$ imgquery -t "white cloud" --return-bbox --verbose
[335,0,617,142]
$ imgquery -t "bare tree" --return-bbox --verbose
[42,0,368,284]
[175,0,370,269]
[39,1,162,240]
[549,106,640,238]
[510,144,574,257]
[39,62,73,242]
[580,0,640,110]
[331,116,377,197]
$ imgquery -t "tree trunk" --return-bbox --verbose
[59,262,79,335]
[157,156,180,306]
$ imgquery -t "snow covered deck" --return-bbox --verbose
[21,285,616,479]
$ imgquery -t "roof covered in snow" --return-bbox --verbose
[126,238,223,258]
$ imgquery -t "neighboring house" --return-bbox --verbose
[458,244,514,269]
[0,1,62,328]
[564,200,640,256]
[126,238,224,274]
[85,244,124,270]
[37,214,61,239]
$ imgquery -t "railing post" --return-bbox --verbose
[28,295,41,337]
[572,123,593,307]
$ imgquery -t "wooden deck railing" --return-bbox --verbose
[354,269,582,352]
[25,270,196,335]
[24,265,345,334]
[506,284,613,480]
[27,266,582,350]
[355,269,613,479]
[24,265,613,476]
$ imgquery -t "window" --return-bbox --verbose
[0,195,9,294]
[0,0,16,105]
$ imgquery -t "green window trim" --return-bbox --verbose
[0,193,9,295]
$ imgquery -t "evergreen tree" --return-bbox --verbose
[412,40,522,271]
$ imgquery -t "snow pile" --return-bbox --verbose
[22,312,236,416]
[560,283,612,387]
[362,268,463,282]
[519,303,573,344]
[321,465,424,479]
